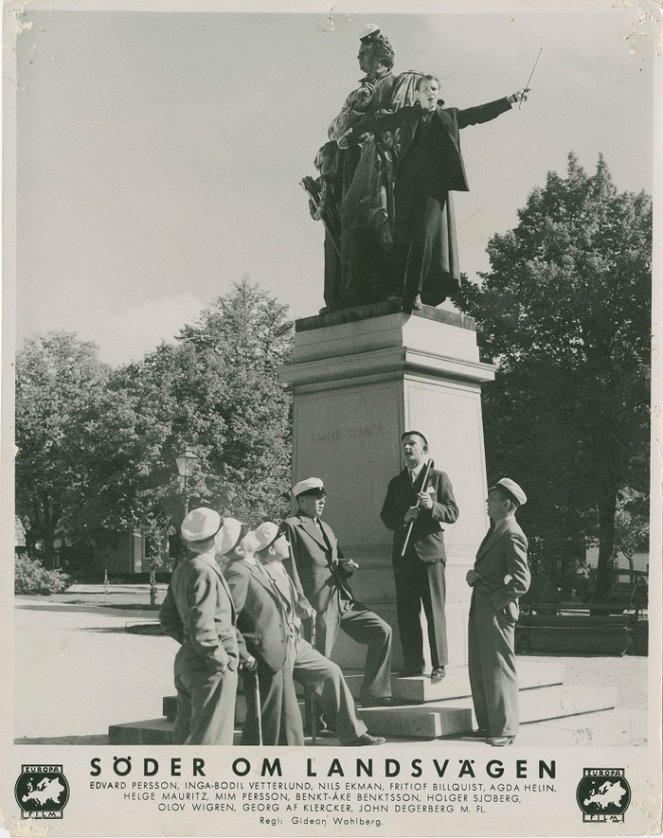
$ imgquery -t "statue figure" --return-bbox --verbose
[303,24,396,312]
[305,30,532,314]
[340,73,530,310]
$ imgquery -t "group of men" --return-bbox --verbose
[159,502,386,748]
[307,24,530,312]
[160,429,530,749]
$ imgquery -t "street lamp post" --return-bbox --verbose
[175,446,198,519]
[172,446,199,572]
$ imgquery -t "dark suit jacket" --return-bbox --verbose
[348,97,512,194]
[282,514,354,616]
[159,554,241,674]
[380,467,459,564]
[224,558,312,675]
[473,516,530,622]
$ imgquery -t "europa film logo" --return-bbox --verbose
[576,768,631,823]
[14,764,70,819]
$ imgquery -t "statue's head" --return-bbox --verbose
[357,27,395,75]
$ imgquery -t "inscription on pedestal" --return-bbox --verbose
[307,423,387,446]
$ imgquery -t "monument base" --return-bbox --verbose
[280,302,495,671]
[107,660,619,745]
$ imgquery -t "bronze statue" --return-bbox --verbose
[303,24,396,312]
[305,28,531,313]
[340,75,530,311]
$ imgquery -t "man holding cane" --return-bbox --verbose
[381,432,459,681]
[227,522,384,746]
[224,524,310,745]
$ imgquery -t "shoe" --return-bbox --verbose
[399,666,424,677]
[412,294,423,310]
[361,696,394,708]
[468,728,488,738]
[431,667,446,683]
[348,733,386,746]
[487,735,515,747]
[316,727,336,737]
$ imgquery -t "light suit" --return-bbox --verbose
[468,516,530,737]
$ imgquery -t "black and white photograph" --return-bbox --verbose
[1,1,661,836]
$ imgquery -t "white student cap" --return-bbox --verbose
[181,507,222,543]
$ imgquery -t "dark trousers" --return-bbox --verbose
[393,555,448,670]
[316,597,392,701]
[468,591,519,736]
[390,187,459,306]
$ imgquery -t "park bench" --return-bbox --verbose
[516,570,648,656]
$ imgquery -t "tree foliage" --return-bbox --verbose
[455,154,651,596]
[110,278,294,557]
[613,488,649,571]
[15,332,110,561]
[15,280,294,571]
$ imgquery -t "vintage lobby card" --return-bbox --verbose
[1,1,661,837]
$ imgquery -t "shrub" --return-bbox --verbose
[15,555,70,595]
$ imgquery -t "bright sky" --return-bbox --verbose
[13,2,654,366]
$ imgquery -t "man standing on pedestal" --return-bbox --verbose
[283,478,393,708]
[380,432,459,682]
[466,478,530,747]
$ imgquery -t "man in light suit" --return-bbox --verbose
[159,509,252,745]
[466,478,531,747]
[283,478,393,708]
[224,523,313,746]
[381,431,459,681]
[227,522,385,747]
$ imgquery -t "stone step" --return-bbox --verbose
[160,660,566,720]
[108,718,177,746]
[357,686,618,739]
[121,684,617,745]
[162,694,251,723]
[107,719,263,747]
[107,720,339,747]
[163,693,309,724]
[357,704,473,738]
[388,660,566,704]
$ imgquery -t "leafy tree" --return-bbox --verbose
[15,332,110,563]
[613,488,649,572]
[108,278,294,564]
[15,281,294,572]
[455,154,651,598]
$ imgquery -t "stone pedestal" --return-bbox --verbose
[279,301,495,671]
